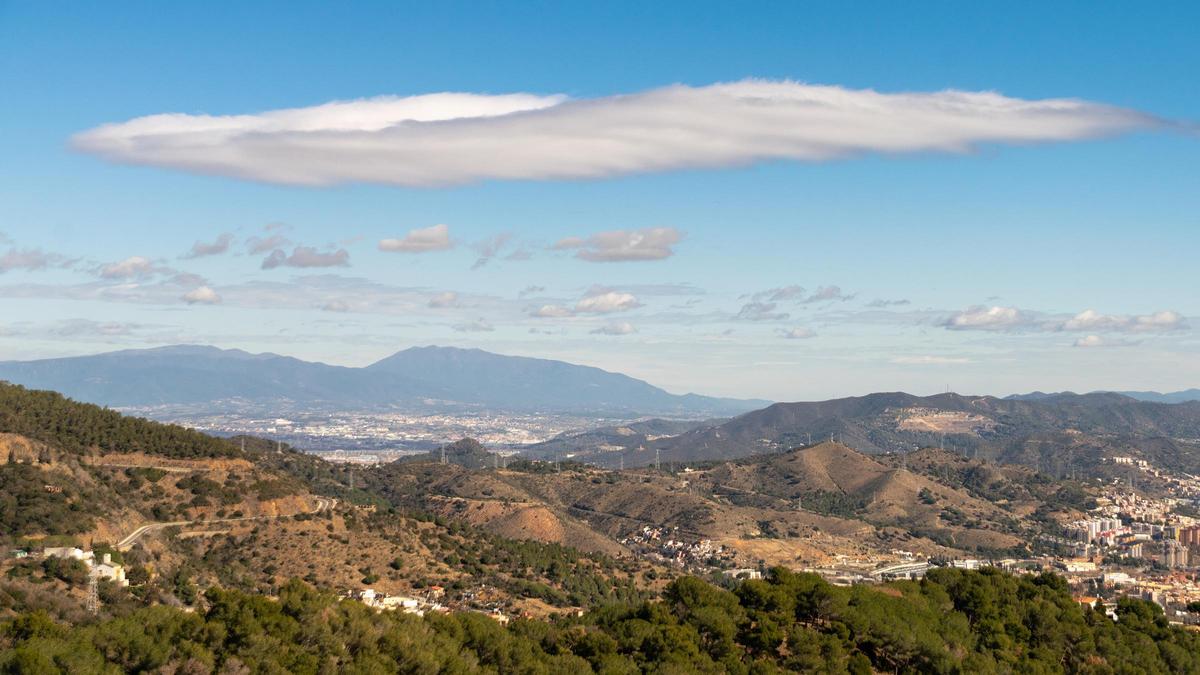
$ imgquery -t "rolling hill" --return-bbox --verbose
[0,345,768,416]
[553,391,1200,471]
[361,437,1085,564]
[0,382,658,620]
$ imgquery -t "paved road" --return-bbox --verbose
[116,496,334,551]
[89,462,207,474]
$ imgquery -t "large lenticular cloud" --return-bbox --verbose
[72,80,1157,187]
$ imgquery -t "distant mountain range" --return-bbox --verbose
[1009,389,1200,403]
[0,345,769,416]
[557,391,1200,472]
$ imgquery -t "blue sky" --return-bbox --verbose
[0,1,1197,400]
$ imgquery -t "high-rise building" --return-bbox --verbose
[1160,540,1189,568]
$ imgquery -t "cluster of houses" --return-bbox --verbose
[620,526,734,570]
[346,585,519,624]
[41,547,129,586]
[346,586,446,618]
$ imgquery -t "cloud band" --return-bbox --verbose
[73,80,1156,187]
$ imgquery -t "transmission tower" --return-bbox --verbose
[655,448,661,472]
[440,445,447,465]
[85,575,99,614]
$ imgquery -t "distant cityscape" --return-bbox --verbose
[120,404,643,457]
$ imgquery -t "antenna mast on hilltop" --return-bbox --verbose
[619,454,624,471]
[655,448,661,472]
[241,437,246,453]
[440,445,447,465]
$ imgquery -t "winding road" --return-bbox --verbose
[116,496,335,551]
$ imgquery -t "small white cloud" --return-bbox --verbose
[591,321,636,335]
[182,286,220,305]
[379,224,453,253]
[945,305,1187,333]
[0,248,70,274]
[1062,309,1185,333]
[575,291,641,314]
[246,232,291,254]
[1073,335,1140,348]
[553,227,682,262]
[749,284,853,304]
[867,298,911,308]
[532,304,574,318]
[98,256,168,279]
[943,305,1029,331]
[452,318,493,332]
[760,285,805,302]
[261,246,350,269]
[779,327,816,339]
[428,291,459,308]
[183,232,233,258]
[736,301,789,321]
[801,285,854,304]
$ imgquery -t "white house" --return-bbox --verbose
[43,547,93,563]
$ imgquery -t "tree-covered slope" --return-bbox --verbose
[3,567,1197,674]
[0,381,238,458]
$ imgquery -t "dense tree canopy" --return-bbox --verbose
[4,568,1198,674]
[0,383,238,458]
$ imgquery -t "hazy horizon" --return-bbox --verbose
[2,341,1194,404]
